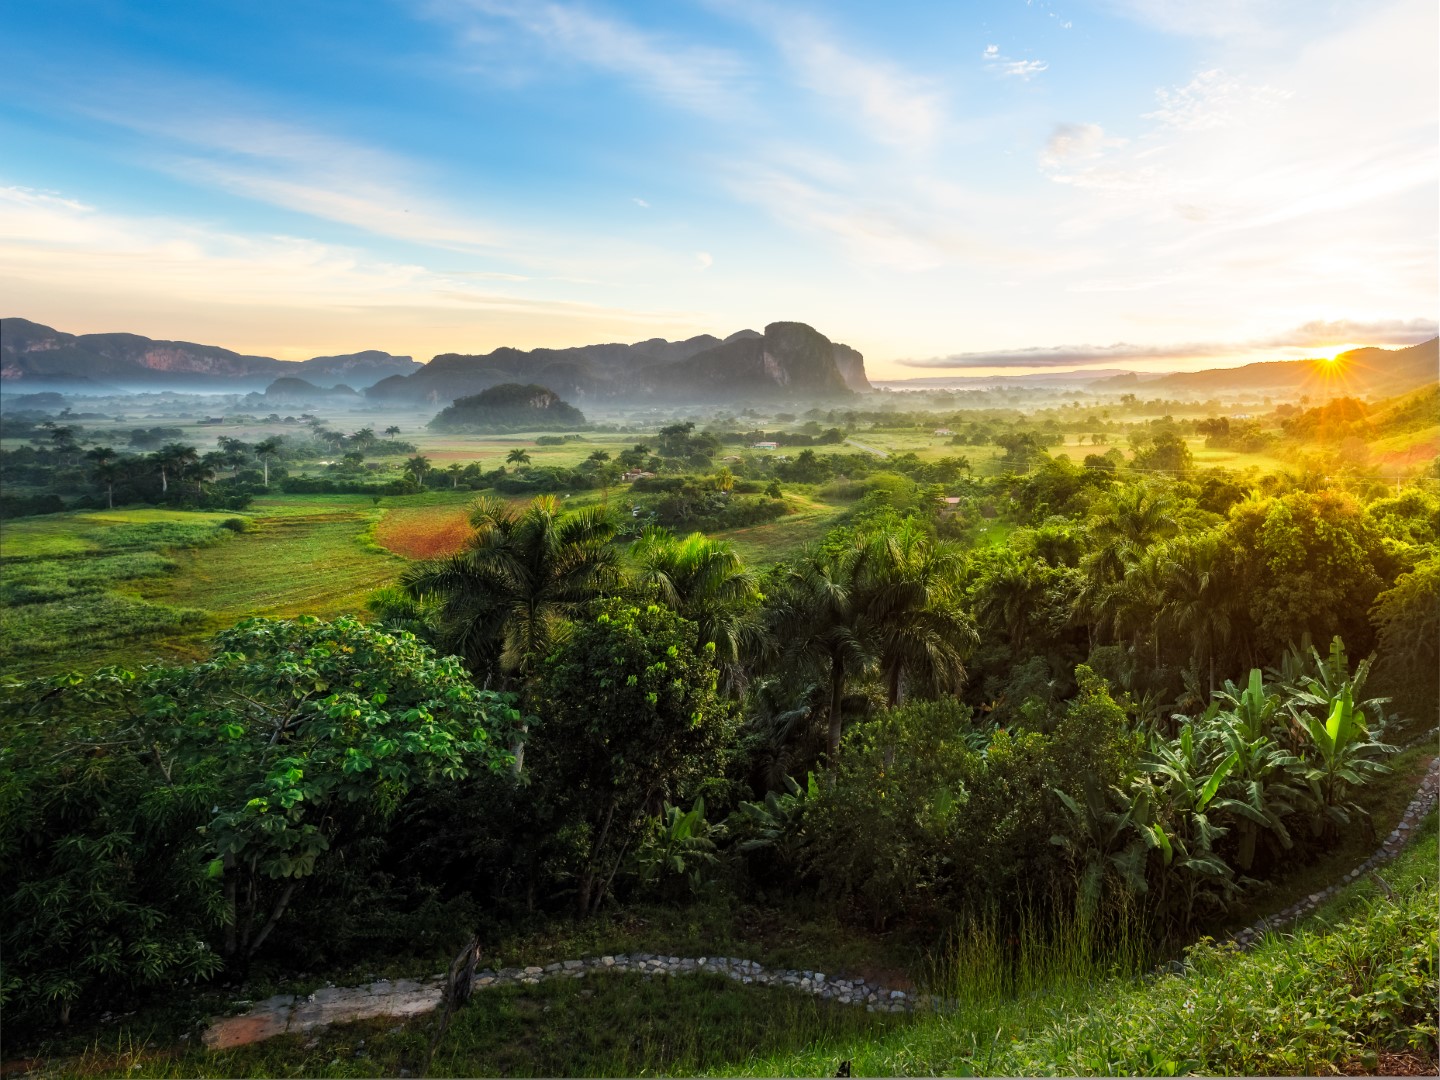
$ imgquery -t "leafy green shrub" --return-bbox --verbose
[530,598,737,915]
[0,616,521,1029]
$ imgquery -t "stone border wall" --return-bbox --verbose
[205,733,1439,1050]
[1229,746,1438,950]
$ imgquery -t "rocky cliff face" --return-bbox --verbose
[367,322,868,405]
[832,343,871,392]
[0,316,871,402]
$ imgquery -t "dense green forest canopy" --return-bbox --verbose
[2,383,1436,1064]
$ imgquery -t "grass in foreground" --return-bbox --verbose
[732,812,1438,1077]
[32,817,1435,1078]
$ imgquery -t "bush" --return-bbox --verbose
[530,598,737,915]
[0,617,521,1028]
[0,493,65,519]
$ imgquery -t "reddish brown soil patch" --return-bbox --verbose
[1341,1048,1440,1075]
[376,506,472,559]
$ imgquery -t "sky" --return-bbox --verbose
[0,0,1436,380]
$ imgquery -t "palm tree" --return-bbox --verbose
[858,521,976,706]
[445,463,464,489]
[254,437,283,488]
[153,443,197,494]
[190,455,223,498]
[1085,485,1179,586]
[506,448,532,467]
[971,551,1045,653]
[84,445,117,469]
[1157,534,1233,694]
[629,526,762,686]
[92,460,121,509]
[403,495,623,775]
[768,541,871,759]
[596,461,623,504]
[402,494,623,683]
[384,425,401,437]
[217,437,251,475]
[406,455,432,485]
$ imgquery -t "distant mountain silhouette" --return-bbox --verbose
[0,318,419,389]
[263,376,360,401]
[366,321,870,404]
[1093,338,1438,399]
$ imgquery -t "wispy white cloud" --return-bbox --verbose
[694,251,713,271]
[632,197,651,208]
[1099,0,1288,39]
[441,0,749,118]
[1143,69,1291,131]
[732,6,947,148]
[1040,123,1128,167]
[984,45,1048,80]
[74,88,512,254]
[0,184,683,323]
[1000,59,1049,79]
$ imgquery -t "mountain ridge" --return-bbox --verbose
[365,321,871,404]
[1092,339,1438,399]
[0,318,419,389]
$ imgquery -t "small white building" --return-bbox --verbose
[934,428,954,436]
[751,441,779,450]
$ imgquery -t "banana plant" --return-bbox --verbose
[1214,668,1281,743]
[1208,714,1302,871]
[1273,636,1392,746]
[1049,778,1153,919]
[732,773,813,871]
[632,796,724,892]
[1140,725,1243,930]
[1289,686,1394,839]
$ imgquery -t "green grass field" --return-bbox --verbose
[0,500,403,675]
[138,509,399,627]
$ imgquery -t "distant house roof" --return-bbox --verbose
[933,428,954,435]
[751,441,779,449]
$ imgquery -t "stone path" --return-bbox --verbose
[1229,748,1438,950]
[204,739,1439,1050]
[203,956,925,1049]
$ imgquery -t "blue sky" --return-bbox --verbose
[1,0,1435,377]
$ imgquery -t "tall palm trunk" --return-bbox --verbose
[885,663,904,708]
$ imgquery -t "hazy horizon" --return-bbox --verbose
[2,0,1436,379]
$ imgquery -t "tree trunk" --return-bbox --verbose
[246,880,297,959]
[106,484,114,510]
[160,466,168,493]
[886,664,907,708]
[223,862,238,958]
[826,657,846,759]
[509,721,528,776]
[263,457,270,488]
[577,799,618,917]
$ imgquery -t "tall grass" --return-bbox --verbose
[925,899,1155,1007]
